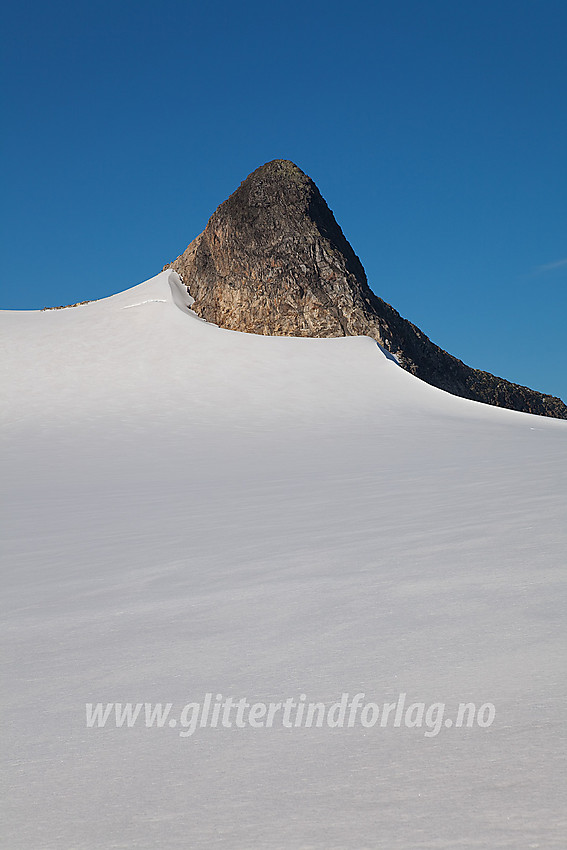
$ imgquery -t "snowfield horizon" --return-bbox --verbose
[2,271,566,848]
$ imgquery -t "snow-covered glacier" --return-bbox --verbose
[2,271,566,848]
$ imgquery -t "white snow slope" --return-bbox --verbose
[1,271,566,849]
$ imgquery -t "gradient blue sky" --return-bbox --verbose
[2,0,566,400]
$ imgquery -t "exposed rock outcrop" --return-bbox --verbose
[165,159,566,419]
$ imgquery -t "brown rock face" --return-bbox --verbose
[165,159,567,419]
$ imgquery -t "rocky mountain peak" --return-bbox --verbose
[164,161,567,419]
[214,159,364,281]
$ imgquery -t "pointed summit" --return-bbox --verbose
[165,161,566,418]
[168,159,375,339]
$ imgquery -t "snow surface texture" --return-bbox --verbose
[2,271,566,849]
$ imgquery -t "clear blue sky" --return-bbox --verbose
[2,0,566,400]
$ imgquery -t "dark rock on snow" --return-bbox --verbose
[165,159,566,419]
